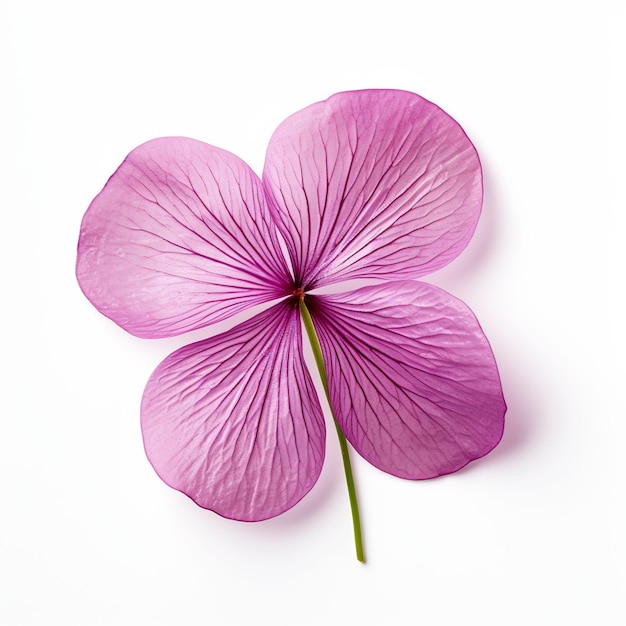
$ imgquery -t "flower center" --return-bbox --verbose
[292,287,306,300]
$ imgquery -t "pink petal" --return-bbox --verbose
[263,90,482,289]
[141,302,325,521]
[309,282,505,479]
[77,137,291,338]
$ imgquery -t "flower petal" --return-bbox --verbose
[263,90,482,288]
[77,137,291,338]
[309,281,505,479]
[141,302,326,521]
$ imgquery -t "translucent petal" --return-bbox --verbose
[77,137,291,338]
[309,282,505,479]
[263,90,482,288]
[141,302,326,521]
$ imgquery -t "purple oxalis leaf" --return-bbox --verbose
[263,90,482,289]
[76,89,506,560]
[77,137,291,339]
[309,281,505,479]
[141,302,325,521]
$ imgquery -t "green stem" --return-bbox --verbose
[299,296,365,563]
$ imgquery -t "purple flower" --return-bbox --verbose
[77,90,505,560]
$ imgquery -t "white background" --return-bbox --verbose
[2,1,624,624]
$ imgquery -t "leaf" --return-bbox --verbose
[141,302,326,520]
[310,281,505,478]
[77,137,291,338]
[263,90,482,289]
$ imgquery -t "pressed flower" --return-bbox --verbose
[77,89,506,562]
